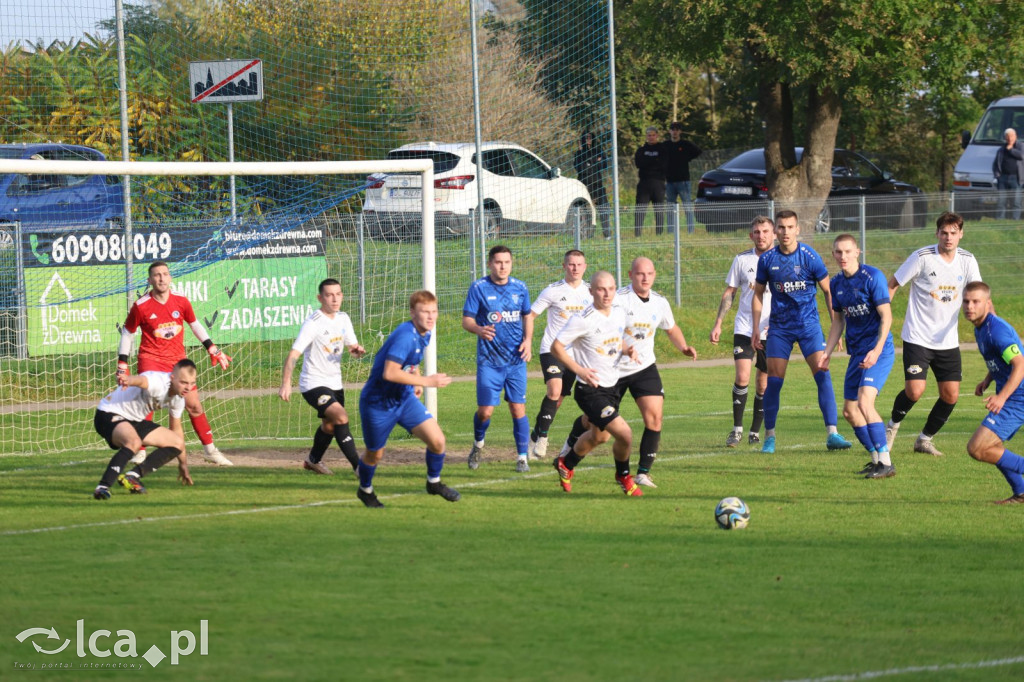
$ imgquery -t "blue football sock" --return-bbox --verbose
[473,414,490,443]
[813,370,839,427]
[867,421,889,453]
[425,450,445,481]
[513,415,530,456]
[853,425,873,452]
[996,463,1024,496]
[358,458,376,490]
[997,449,1024,475]
[764,376,783,431]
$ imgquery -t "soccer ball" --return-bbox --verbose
[714,496,750,530]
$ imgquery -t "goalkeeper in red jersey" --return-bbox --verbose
[118,261,233,466]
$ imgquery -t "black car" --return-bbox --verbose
[695,148,927,232]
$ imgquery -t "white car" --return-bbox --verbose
[361,141,594,240]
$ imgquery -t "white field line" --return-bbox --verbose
[0,449,734,537]
[769,655,1024,681]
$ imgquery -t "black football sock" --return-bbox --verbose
[637,428,661,474]
[309,426,332,464]
[564,449,583,470]
[922,399,957,437]
[334,423,360,470]
[751,393,765,433]
[614,457,631,477]
[133,447,182,477]
[890,390,917,424]
[100,447,135,487]
[732,384,748,429]
[565,415,587,452]
[532,397,560,438]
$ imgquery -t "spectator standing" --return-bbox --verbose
[663,122,702,234]
[993,127,1024,220]
[633,126,667,237]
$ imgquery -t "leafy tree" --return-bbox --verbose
[629,0,1024,213]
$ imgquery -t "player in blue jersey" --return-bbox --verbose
[462,245,534,472]
[355,290,460,508]
[820,235,896,478]
[963,282,1024,505]
[750,210,852,454]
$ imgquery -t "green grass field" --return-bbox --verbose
[3,356,1024,681]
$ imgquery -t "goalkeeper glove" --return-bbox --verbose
[116,360,130,380]
[209,345,232,370]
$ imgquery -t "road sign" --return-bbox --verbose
[190,59,264,104]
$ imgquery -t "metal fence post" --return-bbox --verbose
[574,206,581,250]
[14,220,27,359]
[859,195,867,263]
[673,203,681,306]
[950,191,955,213]
[469,208,478,280]
[357,213,366,323]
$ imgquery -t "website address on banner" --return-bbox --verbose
[223,228,323,241]
[233,243,320,257]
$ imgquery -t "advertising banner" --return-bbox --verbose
[21,223,325,355]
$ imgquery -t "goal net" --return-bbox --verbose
[0,158,436,457]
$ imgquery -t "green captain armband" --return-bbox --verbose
[1001,344,1022,364]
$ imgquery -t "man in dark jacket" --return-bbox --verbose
[993,127,1024,220]
[574,131,611,239]
[634,126,667,237]
[664,122,703,234]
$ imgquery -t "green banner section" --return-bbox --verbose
[24,257,325,355]
[178,257,325,345]
[24,266,125,355]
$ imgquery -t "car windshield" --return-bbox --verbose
[973,106,1024,144]
[387,149,461,174]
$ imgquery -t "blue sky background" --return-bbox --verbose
[1,0,116,47]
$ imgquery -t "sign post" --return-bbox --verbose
[189,59,264,224]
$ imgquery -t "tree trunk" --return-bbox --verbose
[759,79,841,233]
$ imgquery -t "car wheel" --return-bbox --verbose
[565,202,594,238]
[483,208,501,240]
[814,204,831,233]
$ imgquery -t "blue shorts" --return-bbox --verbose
[843,346,896,401]
[765,323,826,360]
[980,397,1024,443]
[359,392,433,451]
[477,363,528,406]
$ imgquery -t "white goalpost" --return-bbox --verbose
[0,157,437,457]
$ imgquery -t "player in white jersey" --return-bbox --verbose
[550,271,641,496]
[279,279,366,475]
[710,216,775,447]
[885,212,982,457]
[558,257,697,486]
[526,249,592,460]
[92,359,197,499]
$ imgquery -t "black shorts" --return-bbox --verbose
[573,384,622,430]
[615,364,664,400]
[94,410,160,450]
[732,334,768,373]
[539,352,578,397]
[302,387,346,419]
[902,342,962,383]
